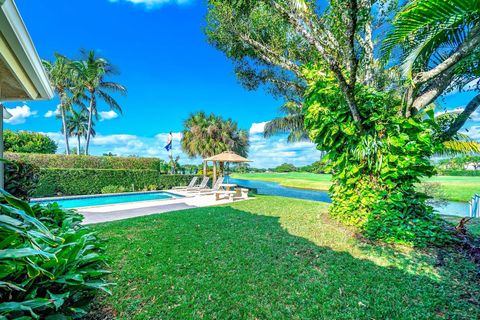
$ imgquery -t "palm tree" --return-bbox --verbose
[264,101,309,142]
[64,109,94,155]
[43,54,75,155]
[384,0,480,154]
[71,50,126,155]
[181,112,249,159]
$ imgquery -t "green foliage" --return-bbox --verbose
[34,168,196,197]
[437,170,480,177]
[304,68,450,246]
[181,111,249,158]
[299,160,328,174]
[101,185,127,194]
[0,189,110,318]
[5,152,162,170]
[4,130,57,154]
[272,163,297,173]
[4,160,40,201]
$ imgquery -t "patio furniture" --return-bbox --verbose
[187,176,210,192]
[197,176,225,194]
[172,176,198,191]
[214,190,236,201]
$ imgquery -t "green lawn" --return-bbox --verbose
[231,172,480,202]
[92,196,480,319]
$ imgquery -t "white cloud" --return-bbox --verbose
[249,121,267,134]
[247,122,323,168]
[462,126,480,140]
[44,121,324,168]
[99,110,119,121]
[108,0,192,9]
[5,105,37,125]
[44,105,61,118]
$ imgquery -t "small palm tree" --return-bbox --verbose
[181,112,249,159]
[43,54,75,155]
[71,50,126,155]
[64,109,94,155]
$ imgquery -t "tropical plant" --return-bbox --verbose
[4,160,40,200]
[64,108,94,155]
[71,50,126,155]
[43,54,75,155]
[181,111,249,158]
[4,130,57,154]
[264,102,309,142]
[205,0,479,245]
[0,190,111,318]
[168,154,181,174]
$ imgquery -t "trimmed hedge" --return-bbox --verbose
[34,168,196,197]
[437,170,480,177]
[5,152,162,170]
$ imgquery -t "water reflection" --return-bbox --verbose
[227,177,469,217]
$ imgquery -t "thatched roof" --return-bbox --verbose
[204,151,252,163]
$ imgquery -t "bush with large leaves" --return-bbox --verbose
[304,67,451,246]
[0,190,111,318]
[4,160,40,201]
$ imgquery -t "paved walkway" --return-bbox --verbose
[78,191,250,224]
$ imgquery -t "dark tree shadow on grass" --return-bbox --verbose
[92,206,480,320]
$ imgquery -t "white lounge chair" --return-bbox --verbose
[172,176,198,191]
[187,177,210,192]
[197,176,225,193]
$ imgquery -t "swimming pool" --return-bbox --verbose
[31,191,181,209]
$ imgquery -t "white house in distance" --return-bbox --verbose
[0,0,53,187]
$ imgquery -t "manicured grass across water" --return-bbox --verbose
[231,172,480,202]
[92,196,480,319]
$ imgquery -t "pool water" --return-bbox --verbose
[32,192,180,209]
[227,177,470,217]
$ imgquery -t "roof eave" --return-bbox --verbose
[0,0,53,101]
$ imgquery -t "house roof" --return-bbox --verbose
[0,0,53,101]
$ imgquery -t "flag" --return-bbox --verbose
[165,132,173,151]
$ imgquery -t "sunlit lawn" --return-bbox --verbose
[92,196,480,319]
[231,172,480,202]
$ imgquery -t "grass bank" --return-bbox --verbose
[231,172,480,202]
[92,196,479,319]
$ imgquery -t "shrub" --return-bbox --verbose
[33,168,197,197]
[272,163,297,173]
[34,169,159,197]
[0,190,110,318]
[4,130,57,154]
[4,160,40,200]
[101,185,127,194]
[437,170,480,177]
[5,152,162,170]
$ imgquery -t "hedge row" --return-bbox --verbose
[5,152,162,170]
[34,168,196,197]
[437,170,480,177]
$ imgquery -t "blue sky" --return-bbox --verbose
[4,0,479,167]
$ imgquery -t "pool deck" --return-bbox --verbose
[76,191,252,224]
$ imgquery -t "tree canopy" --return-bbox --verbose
[181,112,249,159]
[4,130,58,154]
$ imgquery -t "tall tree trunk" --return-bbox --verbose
[59,94,70,155]
[77,135,81,155]
[85,92,95,155]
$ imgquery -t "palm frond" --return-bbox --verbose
[440,140,480,156]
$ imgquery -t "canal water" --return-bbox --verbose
[227,177,470,217]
